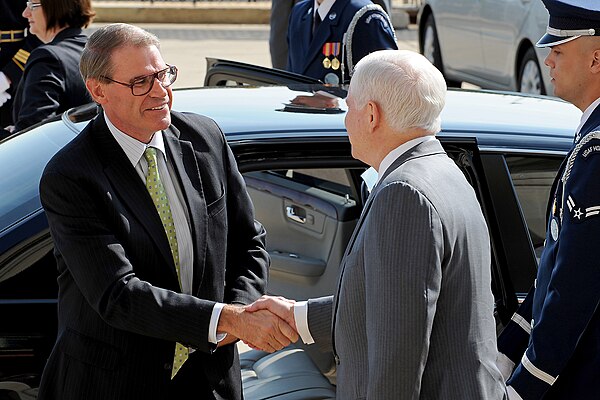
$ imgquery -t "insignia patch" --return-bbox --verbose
[581,144,600,158]
[566,194,600,223]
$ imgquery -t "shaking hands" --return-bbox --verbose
[217,296,299,352]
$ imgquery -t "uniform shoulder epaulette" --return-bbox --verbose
[12,48,31,71]
[344,4,396,78]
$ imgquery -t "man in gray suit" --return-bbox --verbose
[249,49,506,399]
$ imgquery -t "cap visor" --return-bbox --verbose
[536,33,581,47]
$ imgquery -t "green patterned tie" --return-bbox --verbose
[144,147,189,379]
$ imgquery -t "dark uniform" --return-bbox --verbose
[0,0,41,126]
[9,27,90,134]
[497,1,600,399]
[286,0,397,84]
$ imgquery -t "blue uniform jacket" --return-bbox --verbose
[498,104,600,399]
[11,27,90,132]
[286,0,397,83]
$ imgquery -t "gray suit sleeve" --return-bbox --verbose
[307,295,334,352]
[363,182,443,398]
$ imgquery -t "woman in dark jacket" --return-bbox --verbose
[8,0,95,133]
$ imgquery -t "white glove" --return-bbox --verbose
[507,386,524,400]
[0,72,10,93]
[0,91,11,107]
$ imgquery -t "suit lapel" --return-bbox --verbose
[299,5,313,69]
[163,126,209,294]
[302,0,347,74]
[93,113,179,286]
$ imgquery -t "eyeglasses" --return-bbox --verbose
[101,65,178,96]
[26,1,42,10]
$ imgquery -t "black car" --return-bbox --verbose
[0,61,581,399]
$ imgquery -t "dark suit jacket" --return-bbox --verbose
[286,0,397,83]
[307,139,506,399]
[38,111,269,400]
[11,27,90,132]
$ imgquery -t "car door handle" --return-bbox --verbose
[286,205,306,224]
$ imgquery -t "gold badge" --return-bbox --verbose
[323,57,332,69]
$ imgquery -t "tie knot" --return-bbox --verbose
[144,146,158,166]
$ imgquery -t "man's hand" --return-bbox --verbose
[218,304,298,353]
[246,295,296,330]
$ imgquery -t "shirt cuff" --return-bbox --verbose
[293,301,315,345]
[507,385,524,400]
[497,351,516,381]
[209,302,227,344]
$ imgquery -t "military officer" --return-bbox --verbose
[286,0,397,84]
[496,1,600,399]
[0,0,41,125]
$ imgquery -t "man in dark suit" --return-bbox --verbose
[38,23,296,400]
[286,0,397,84]
[249,50,506,398]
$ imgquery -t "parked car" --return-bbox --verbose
[0,61,581,399]
[418,0,551,95]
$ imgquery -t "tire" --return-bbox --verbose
[518,47,546,95]
[422,14,461,88]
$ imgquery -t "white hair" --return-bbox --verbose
[349,49,447,134]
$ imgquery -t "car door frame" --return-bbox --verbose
[229,133,538,327]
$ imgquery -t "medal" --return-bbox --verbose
[322,43,334,70]
[331,43,340,70]
[331,58,340,70]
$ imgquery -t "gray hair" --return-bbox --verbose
[80,23,160,81]
[349,50,447,134]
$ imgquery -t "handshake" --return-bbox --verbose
[217,296,301,352]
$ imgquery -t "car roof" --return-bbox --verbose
[0,85,581,238]
[172,86,580,152]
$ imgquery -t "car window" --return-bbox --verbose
[505,155,563,257]
[268,169,355,199]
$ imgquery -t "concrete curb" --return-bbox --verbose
[93,1,271,24]
[93,1,411,27]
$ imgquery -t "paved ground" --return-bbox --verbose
[87,23,419,88]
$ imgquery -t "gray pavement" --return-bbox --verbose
[88,23,418,88]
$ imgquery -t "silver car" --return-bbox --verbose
[418,0,551,95]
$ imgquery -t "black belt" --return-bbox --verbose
[1,30,25,42]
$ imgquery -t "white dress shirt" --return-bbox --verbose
[294,135,435,344]
[106,115,224,344]
[313,0,336,21]
[575,96,600,143]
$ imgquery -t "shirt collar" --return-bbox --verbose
[313,0,336,20]
[105,114,167,167]
[376,135,435,184]
[575,96,600,139]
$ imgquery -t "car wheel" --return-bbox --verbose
[518,47,546,95]
[422,14,461,88]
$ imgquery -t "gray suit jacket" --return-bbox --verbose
[307,139,506,399]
